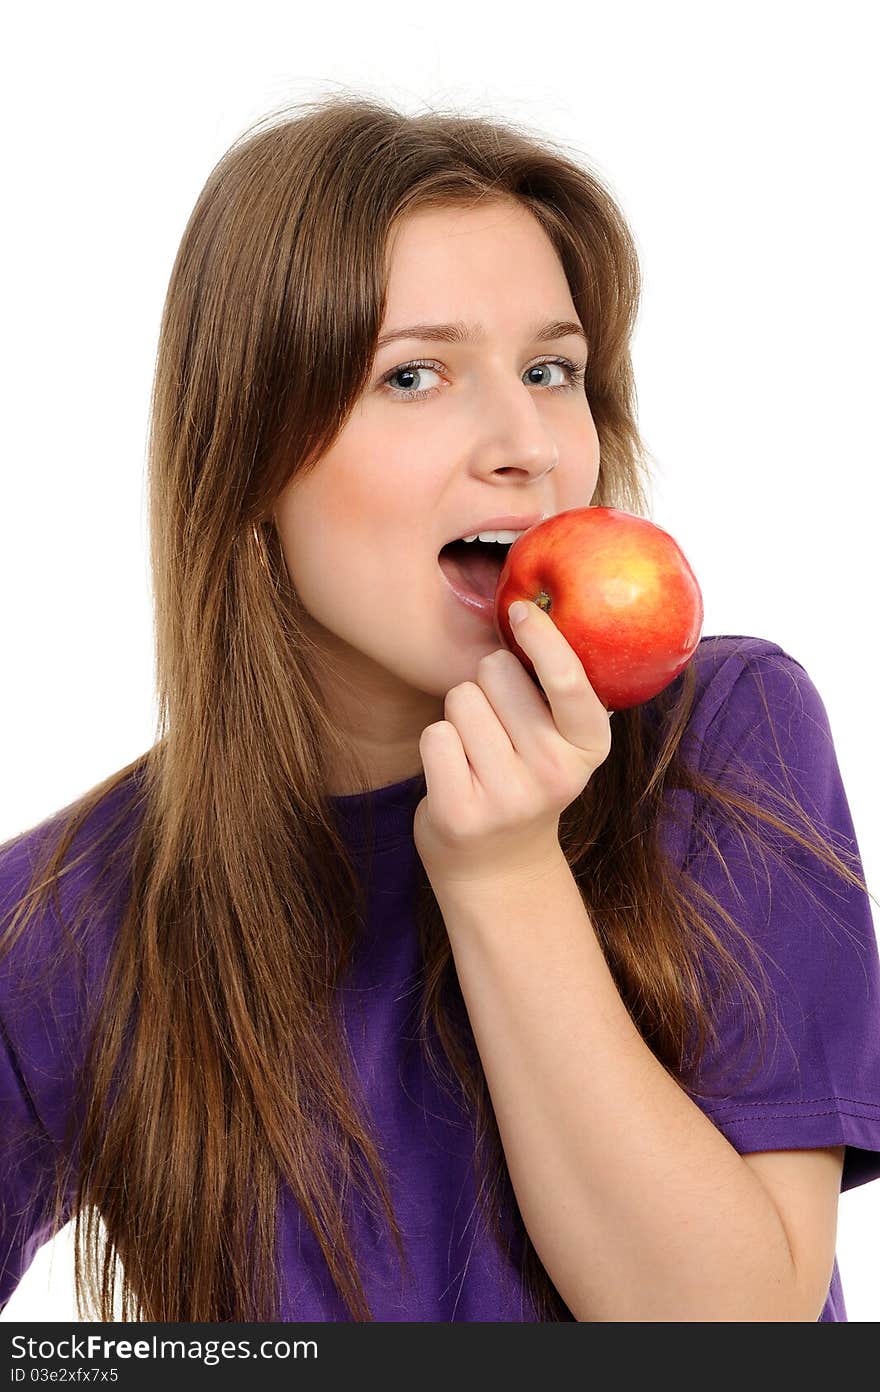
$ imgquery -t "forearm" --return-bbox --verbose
[433,854,804,1321]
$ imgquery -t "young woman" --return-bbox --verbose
[2,93,878,1324]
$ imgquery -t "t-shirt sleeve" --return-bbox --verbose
[0,1014,70,1313]
[677,642,880,1192]
[0,774,144,1313]
[0,832,77,1314]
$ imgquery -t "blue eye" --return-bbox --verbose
[384,362,443,399]
[380,357,587,403]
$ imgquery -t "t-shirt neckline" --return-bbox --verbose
[329,772,426,851]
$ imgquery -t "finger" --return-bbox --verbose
[441,679,519,798]
[507,601,609,752]
[419,718,475,820]
[473,646,563,767]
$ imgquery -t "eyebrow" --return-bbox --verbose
[376,317,588,351]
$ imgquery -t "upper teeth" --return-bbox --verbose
[460,529,525,543]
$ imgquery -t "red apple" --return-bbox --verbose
[494,506,703,711]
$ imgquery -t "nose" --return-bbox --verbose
[469,370,560,481]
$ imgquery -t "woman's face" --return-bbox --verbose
[273,198,601,791]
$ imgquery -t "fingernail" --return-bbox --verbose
[508,601,529,625]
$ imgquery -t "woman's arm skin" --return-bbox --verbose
[433,855,842,1322]
[415,599,841,1322]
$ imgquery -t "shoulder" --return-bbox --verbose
[1,763,146,931]
[646,635,838,874]
[690,632,816,717]
[0,765,147,1144]
[670,633,832,779]
[0,766,146,1088]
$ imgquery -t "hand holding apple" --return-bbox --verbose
[494,506,703,711]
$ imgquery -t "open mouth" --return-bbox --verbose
[438,538,513,604]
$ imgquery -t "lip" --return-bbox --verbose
[439,512,547,549]
[438,558,498,622]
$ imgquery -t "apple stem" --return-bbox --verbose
[535,591,552,614]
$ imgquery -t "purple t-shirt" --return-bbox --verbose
[2,635,879,1321]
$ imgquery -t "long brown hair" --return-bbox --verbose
[2,93,874,1322]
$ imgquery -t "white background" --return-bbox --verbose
[2,0,878,1322]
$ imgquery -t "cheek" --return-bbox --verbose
[579,416,602,489]
[280,513,424,631]
[269,446,445,658]
[580,406,600,455]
